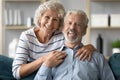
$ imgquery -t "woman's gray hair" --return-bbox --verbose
[34,0,65,27]
[64,10,89,28]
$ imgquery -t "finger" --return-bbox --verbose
[56,59,64,66]
[50,51,57,55]
[79,52,85,60]
[88,50,92,61]
[55,51,67,58]
[75,48,83,57]
[80,52,88,61]
[79,49,88,60]
[55,50,64,53]
[53,51,62,58]
[57,59,64,63]
[57,54,67,60]
[52,50,62,54]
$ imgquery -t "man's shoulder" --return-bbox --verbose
[93,51,103,56]
[91,51,105,62]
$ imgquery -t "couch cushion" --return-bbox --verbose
[109,53,120,80]
[0,55,16,80]
[0,55,37,80]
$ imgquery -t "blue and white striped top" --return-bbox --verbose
[12,27,64,79]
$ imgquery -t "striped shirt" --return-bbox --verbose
[12,27,64,79]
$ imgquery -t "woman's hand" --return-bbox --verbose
[43,51,67,68]
[75,44,96,61]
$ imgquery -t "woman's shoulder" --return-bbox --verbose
[23,27,34,34]
[21,27,35,36]
[20,27,36,39]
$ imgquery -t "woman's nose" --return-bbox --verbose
[47,19,53,26]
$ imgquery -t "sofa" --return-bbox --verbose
[0,55,37,80]
[109,53,120,80]
[1,54,120,80]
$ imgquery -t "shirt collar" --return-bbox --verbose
[60,43,83,51]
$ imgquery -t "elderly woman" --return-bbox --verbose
[12,0,95,79]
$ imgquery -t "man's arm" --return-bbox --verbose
[34,64,52,80]
[97,53,115,80]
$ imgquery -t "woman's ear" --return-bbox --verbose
[37,19,41,27]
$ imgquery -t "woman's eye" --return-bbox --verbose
[68,22,72,25]
[45,16,49,19]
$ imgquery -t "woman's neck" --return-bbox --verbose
[34,27,53,43]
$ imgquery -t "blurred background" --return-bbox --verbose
[0,0,120,58]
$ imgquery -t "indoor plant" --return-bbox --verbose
[111,39,120,54]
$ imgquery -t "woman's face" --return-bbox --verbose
[40,9,60,35]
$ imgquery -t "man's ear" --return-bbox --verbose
[82,30,86,36]
[82,25,87,36]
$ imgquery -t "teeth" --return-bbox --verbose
[69,31,73,34]
[68,31,74,34]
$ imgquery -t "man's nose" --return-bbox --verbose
[70,24,75,29]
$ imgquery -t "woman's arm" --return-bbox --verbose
[19,56,45,78]
[75,44,96,61]
[12,32,46,79]
[34,51,67,80]
[20,51,67,78]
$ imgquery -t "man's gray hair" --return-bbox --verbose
[34,0,65,27]
[64,10,89,28]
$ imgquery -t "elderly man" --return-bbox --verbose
[34,10,115,80]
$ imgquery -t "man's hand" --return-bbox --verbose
[75,44,96,61]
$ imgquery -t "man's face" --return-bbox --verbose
[62,13,86,43]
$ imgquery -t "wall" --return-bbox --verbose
[59,0,86,11]
[4,1,40,55]
[0,0,4,54]
[90,1,120,56]
[5,1,40,26]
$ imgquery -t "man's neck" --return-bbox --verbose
[65,41,81,49]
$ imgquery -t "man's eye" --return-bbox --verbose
[77,24,81,26]
[53,18,59,22]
